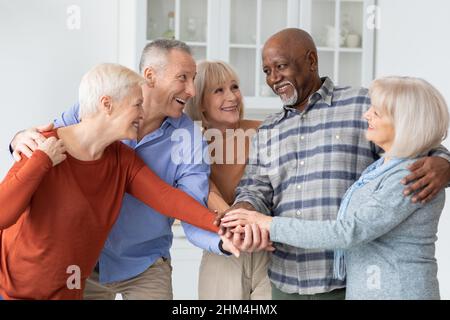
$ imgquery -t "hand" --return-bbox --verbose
[401,157,450,204]
[215,201,256,238]
[37,136,66,166]
[11,123,54,161]
[220,235,240,258]
[221,208,273,232]
[229,224,275,253]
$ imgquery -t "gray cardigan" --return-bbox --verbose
[270,159,445,300]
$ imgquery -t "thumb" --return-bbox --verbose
[37,122,54,133]
[12,150,22,162]
[408,157,425,171]
[228,242,240,258]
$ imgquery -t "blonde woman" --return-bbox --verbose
[222,76,449,299]
[185,61,272,300]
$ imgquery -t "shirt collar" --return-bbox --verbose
[164,115,183,129]
[129,115,184,148]
[277,77,335,122]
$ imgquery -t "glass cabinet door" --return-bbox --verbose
[229,0,288,97]
[147,0,175,40]
[311,0,336,81]
[179,0,207,61]
[309,0,368,87]
[339,0,364,86]
[144,0,374,107]
[147,0,207,61]
[229,0,257,96]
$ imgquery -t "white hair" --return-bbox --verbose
[78,63,144,119]
[370,76,449,158]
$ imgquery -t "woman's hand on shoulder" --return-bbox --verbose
[37,137,67,166]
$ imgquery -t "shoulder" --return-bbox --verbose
[372,159,422,206]
[115,141,146,171]
[333,85,369,98]
[332,86,370,109]
[381,159,416,182]
[178,113,198,130]
[258,110,286,130]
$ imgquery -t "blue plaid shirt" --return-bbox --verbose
[236,77,450,295]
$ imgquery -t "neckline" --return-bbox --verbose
[55,128,110,165]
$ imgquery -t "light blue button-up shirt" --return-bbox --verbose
[54,103,222,284]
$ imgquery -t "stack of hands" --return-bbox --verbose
[213,206,275,258]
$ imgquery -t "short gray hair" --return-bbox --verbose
[370,76,449,158]
[79,63,144,119]
[139,39,192,74]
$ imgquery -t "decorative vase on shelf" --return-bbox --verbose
[186,18,197,41]
[163,11,175,39]
[325,25,345,47]
[346,33,361,48]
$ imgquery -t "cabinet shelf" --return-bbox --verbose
[339,48,363,53]
[185,41,207,47]
[229,44,258,49]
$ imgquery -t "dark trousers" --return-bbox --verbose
[271,283,346,300]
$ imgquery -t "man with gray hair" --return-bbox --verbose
[9,39,244,299]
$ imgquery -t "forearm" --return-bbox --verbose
[128,166,219,233]
[270,217,358,250]
[207,190,230,213]
[429,144,450,162]
[234,184,272,215]
[0,151,52,228]
[182,222,223,254]
[230,201,256,211]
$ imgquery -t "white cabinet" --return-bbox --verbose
[143,0,376,117]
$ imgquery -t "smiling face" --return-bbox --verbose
[149,49,196,118]
[112,84,144,140]
[363,104,395,153]
[202,77,242,130]
[262,29,321,110]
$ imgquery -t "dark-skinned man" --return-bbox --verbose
[220,28,450,300]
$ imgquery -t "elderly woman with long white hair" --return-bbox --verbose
[222,76,449,299]
[0,63,223,300]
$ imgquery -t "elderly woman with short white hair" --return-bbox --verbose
[221,76,449,299]
[0,63,221,300]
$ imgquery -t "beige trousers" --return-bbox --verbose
[198,250,271,300]
[83,258,173,300]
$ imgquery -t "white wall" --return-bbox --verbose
[0,0,120,177]
[376,0,450,299]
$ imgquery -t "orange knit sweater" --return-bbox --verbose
[0,130,218,299]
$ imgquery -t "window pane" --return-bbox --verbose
[180,0,208,42]
[147,0,175,40]
[318,50,334,81]
[230,48,256,96]
[339,52,362,86]
[230,0,257,44]
[261,0,287,43]
[311,0,336,48]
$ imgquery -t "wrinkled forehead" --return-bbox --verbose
[262,40,300,63]
[166,49,196,72]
